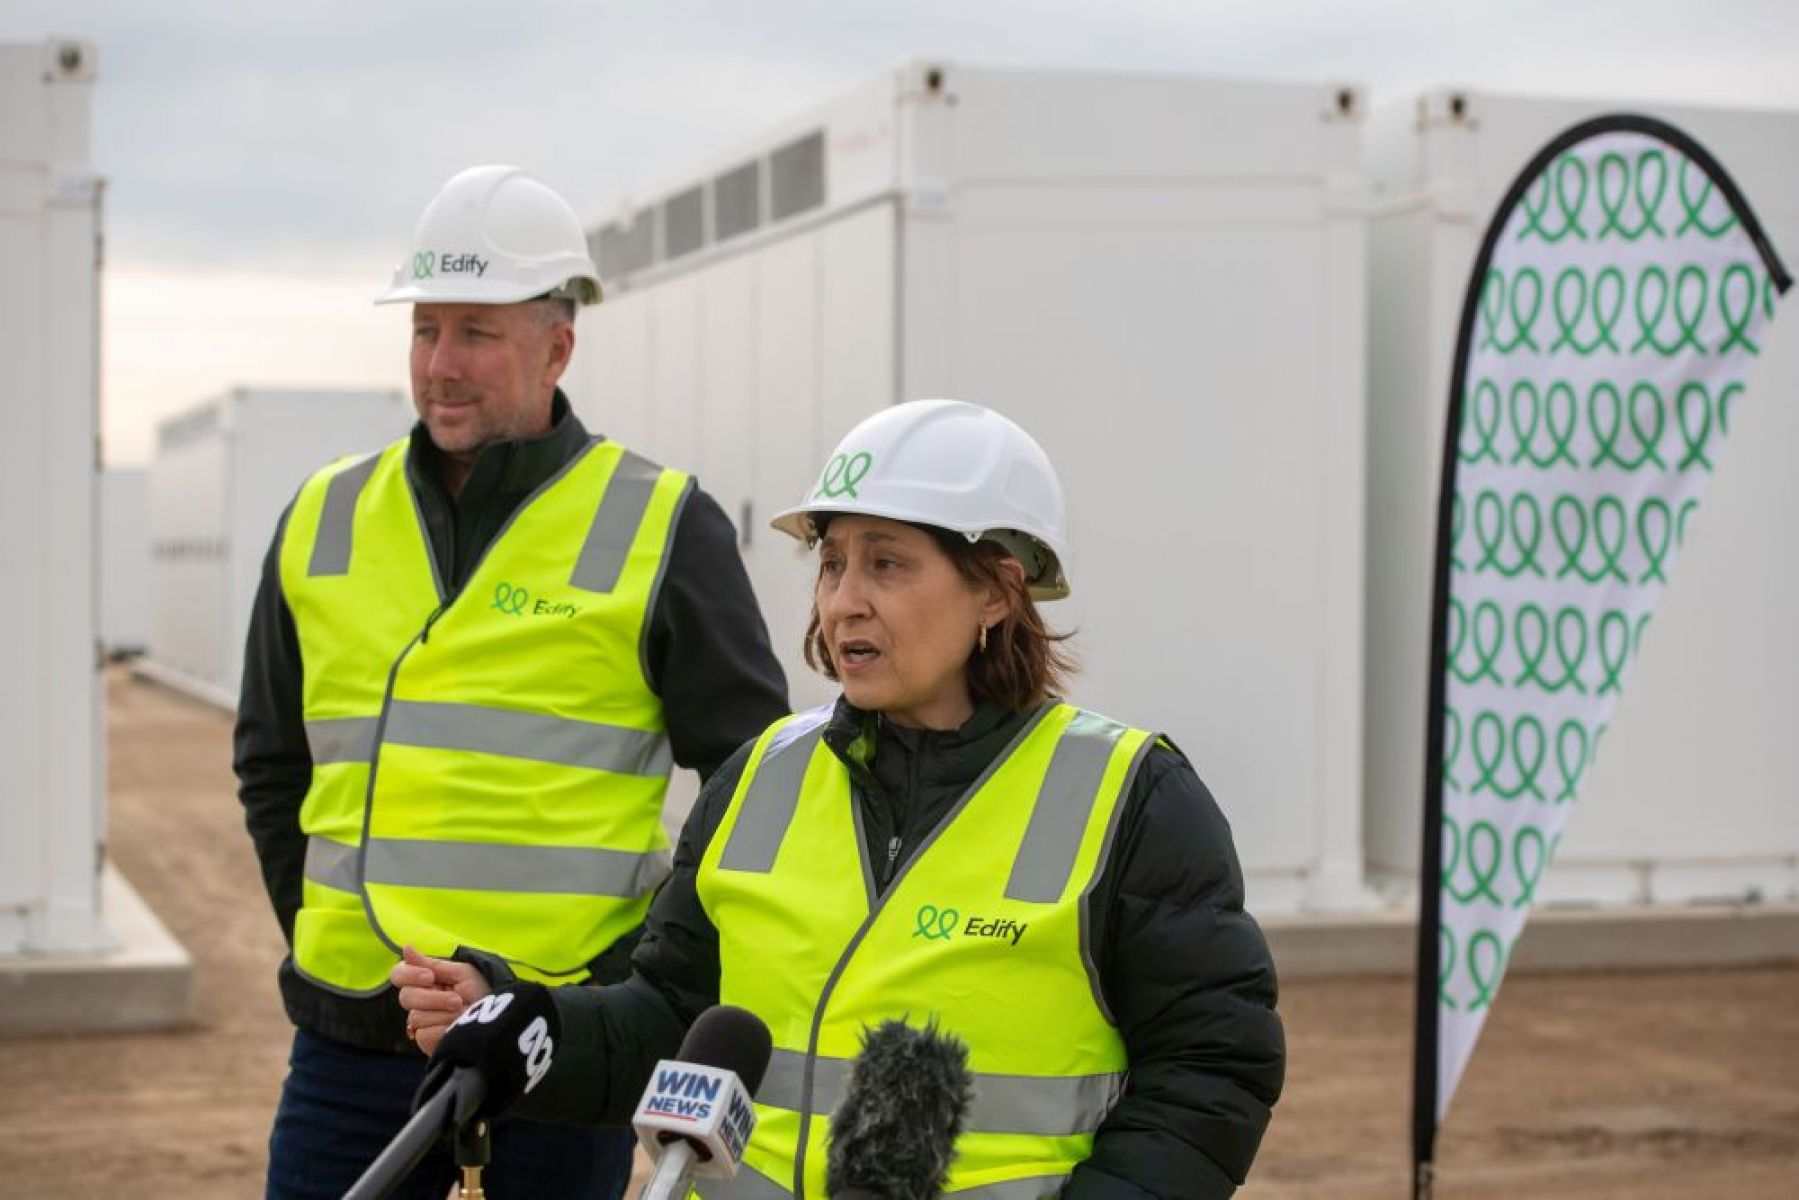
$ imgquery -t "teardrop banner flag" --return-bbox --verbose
[1411,114,1791,1198]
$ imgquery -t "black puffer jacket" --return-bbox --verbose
[507,696,1284,1198]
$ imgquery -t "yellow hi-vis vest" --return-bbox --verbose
[278,436,691,996]
[695,702,1154,1200]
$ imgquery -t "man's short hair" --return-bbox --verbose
[529,294,577,329]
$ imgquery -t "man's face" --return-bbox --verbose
[409,301,573,456]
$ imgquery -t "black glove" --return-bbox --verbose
[414,982,560,1121]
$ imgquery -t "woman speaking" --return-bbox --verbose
[397,400,1284,1199]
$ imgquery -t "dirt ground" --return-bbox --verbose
[0,670,1793,1198]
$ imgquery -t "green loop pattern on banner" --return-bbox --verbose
[1517,156,1591,244]
[1437,126,1786,1127]
[1445,816,1508,907]
[1719,381,1742,436]
[1468,712,1547,801]
[1477,268,1546,354]
[1461,487,1720,590]
[1551,608,1591,695]
[1460,380,1504,465]
[1676,158,1739,239]
[1442,603,1661,700]
[1677,497,1700,545]
[1550,265,1626,355]
[1596,611,1632,694]
[1474,260,1771,358]
[1675,383,1716,470]
[1533,382,1583,469]
[1554,720,1590,803]
[1592,149,1670,241]
[1448,709,1608,810]
[1441,814,1569,920]
[1511,826,1557,908]
[1636,498,1674,583]
[1586,381,1667,471]
[1465,931,1507,1010]
[1630,265,1710,357]
[1717,263,1763,355]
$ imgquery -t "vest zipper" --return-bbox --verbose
[353,621,435,958]
[878,732,924,889]
[790,706,1057,1199]
[417,600,451,644]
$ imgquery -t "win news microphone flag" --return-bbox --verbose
[634,1005,772,1200]
[1412,114,1790,1197]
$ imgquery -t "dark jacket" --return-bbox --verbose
[505,695,1284,1199]
[233,392,790,1053]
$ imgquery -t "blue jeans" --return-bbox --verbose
[267,1027,635,1200]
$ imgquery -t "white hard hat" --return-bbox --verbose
[771,399,1073,600]
[376,165,603,306]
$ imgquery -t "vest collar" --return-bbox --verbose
[406,389,592,503]
[821,694,1037,797]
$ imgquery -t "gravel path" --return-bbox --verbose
[0,670,1792,1198]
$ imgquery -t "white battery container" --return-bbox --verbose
[146,388,411,708]
[1365,90,1799,906]
[571,63,1371,911]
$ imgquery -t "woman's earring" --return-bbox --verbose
[978,623,989,653]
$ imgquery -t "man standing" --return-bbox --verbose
[235,165,789,1199]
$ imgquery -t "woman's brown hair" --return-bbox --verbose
[802,525,1076,711]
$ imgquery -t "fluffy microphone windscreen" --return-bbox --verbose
[679,1004,774,1095]
[826,1018,973,1200]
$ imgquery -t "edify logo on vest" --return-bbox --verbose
[491,581,581,619]
[913,902,1028,947]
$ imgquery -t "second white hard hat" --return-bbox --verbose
[771,399,1073,600]
[376,165,602,307]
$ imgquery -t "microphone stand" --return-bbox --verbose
[342,1070,487,1200]
[454,1116,490,1199]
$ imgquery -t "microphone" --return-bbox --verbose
[634,1005,774,1200]
[826,1019,973,1200]
[342,983,560,1200]
[417,982,561,1120]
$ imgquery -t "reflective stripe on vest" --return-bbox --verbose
[305,834,671,898]
[757,1047,1122,1137]
[570,451,662,592]
[280,437,686,994]
[307,452,382,577]
[307,702,670,777]
[717,706,1118,907]
[716,707,832,873]
[306,717,379,765]
[696,1168,1066,1200]
[698,703,1152,1198]
[695,1162,792,1200]
[382,700,671,777]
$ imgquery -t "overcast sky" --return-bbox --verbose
[9,1,1799,463]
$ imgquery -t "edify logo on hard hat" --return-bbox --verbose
[815,451,873,500]
[411,250,490,281]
